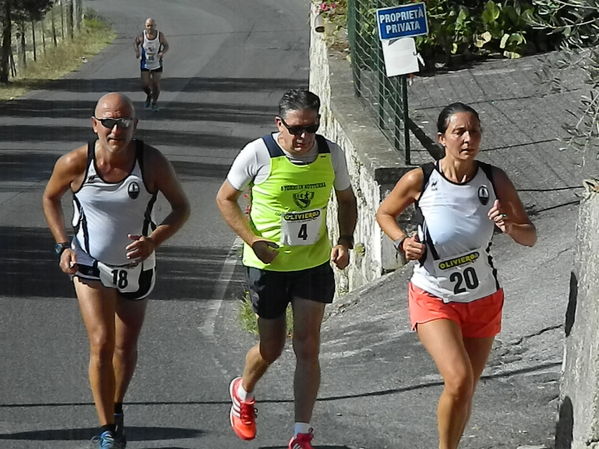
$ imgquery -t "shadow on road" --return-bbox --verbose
[0,152,58,182]
[1,124,94,145]
[0,226,244,301]
[0,142,232,182]
[0,226,75,298]
[0,124,249,151]
[261,446,351,449]
[0,425,203,442]
[33,76,301,94]
[170,159,230,181]
[1,97,276,127]
[152,245,245,301]
[0,97,275,124]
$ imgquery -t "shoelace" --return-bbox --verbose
[238,401,257,424]
[91,432,118,449]
[290,432,313,449]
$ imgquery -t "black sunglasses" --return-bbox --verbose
[278,117,319,136]
[94,117,134,129]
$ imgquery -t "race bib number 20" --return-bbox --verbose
[431,248,489,301]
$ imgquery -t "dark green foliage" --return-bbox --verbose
[415,0,542,65]
[348,0,595,67]
[11,0,54,21]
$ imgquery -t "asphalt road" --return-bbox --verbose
[0,0,317,448]
[0,1,586,449]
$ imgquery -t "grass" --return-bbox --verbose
[0,14,115,101]
[238,291,294,337]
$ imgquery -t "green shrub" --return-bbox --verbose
[343,0,591,69]
[414,0,538,65]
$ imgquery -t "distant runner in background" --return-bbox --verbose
[134,18,169,111]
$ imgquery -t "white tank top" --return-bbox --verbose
[411,162,500,303]
[72,140,157,266]
[141,29,161,70]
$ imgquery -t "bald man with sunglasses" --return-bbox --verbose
[216,88,357,449]
[43,92,189,449]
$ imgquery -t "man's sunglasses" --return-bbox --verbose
[278,117,319,136]
[93,117,134,129]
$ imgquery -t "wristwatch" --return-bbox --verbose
[54,242,70,259]
[394,236,407,254]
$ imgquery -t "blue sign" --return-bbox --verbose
[376,3,428,40]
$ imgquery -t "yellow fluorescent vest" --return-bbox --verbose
[243,134,335,271]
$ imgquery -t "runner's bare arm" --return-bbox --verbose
[216,180,278,263]
[139,147,190,249]
[376,168,426,260]
[159,32,169,58]
[331,187,357,269]
[488,167,537,247]
[134,34,141,58]
[42,146,87,272]
[335,187,357,242]
[42,147,87,243]
[216,180,260,246]
[376,168,422,241]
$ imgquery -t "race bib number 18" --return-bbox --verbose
[98,262,142,293]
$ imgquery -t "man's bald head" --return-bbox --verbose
[145,18,156,27]
[94,93,136,118]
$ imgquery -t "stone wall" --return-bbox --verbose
[557,180,599,449]
[308,15,414,292]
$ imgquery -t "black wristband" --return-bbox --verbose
[337,234,354,249]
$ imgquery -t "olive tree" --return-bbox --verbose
[533,0,599,178]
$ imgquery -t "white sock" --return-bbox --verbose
[294,422,312,436]
[237,381,254,401]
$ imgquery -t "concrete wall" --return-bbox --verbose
[308,17,418,292]
[557,180,599,449]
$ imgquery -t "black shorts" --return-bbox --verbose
[141,66,163,73]
[246,261,335,319]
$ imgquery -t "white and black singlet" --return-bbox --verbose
[411,161,500,303]
[71,140,157,299]
[140,29,162,71]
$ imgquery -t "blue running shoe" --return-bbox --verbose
[90,430,122,449]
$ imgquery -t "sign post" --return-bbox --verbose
[375,2,428,164]
[375,2,428,77]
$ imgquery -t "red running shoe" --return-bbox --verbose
[229,377,256,440]
[288,428,314,449]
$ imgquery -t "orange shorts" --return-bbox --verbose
[408,282,504,338]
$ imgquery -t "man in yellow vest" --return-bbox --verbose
[216,88,357,449]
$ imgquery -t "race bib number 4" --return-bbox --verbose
[280,210,322,246]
